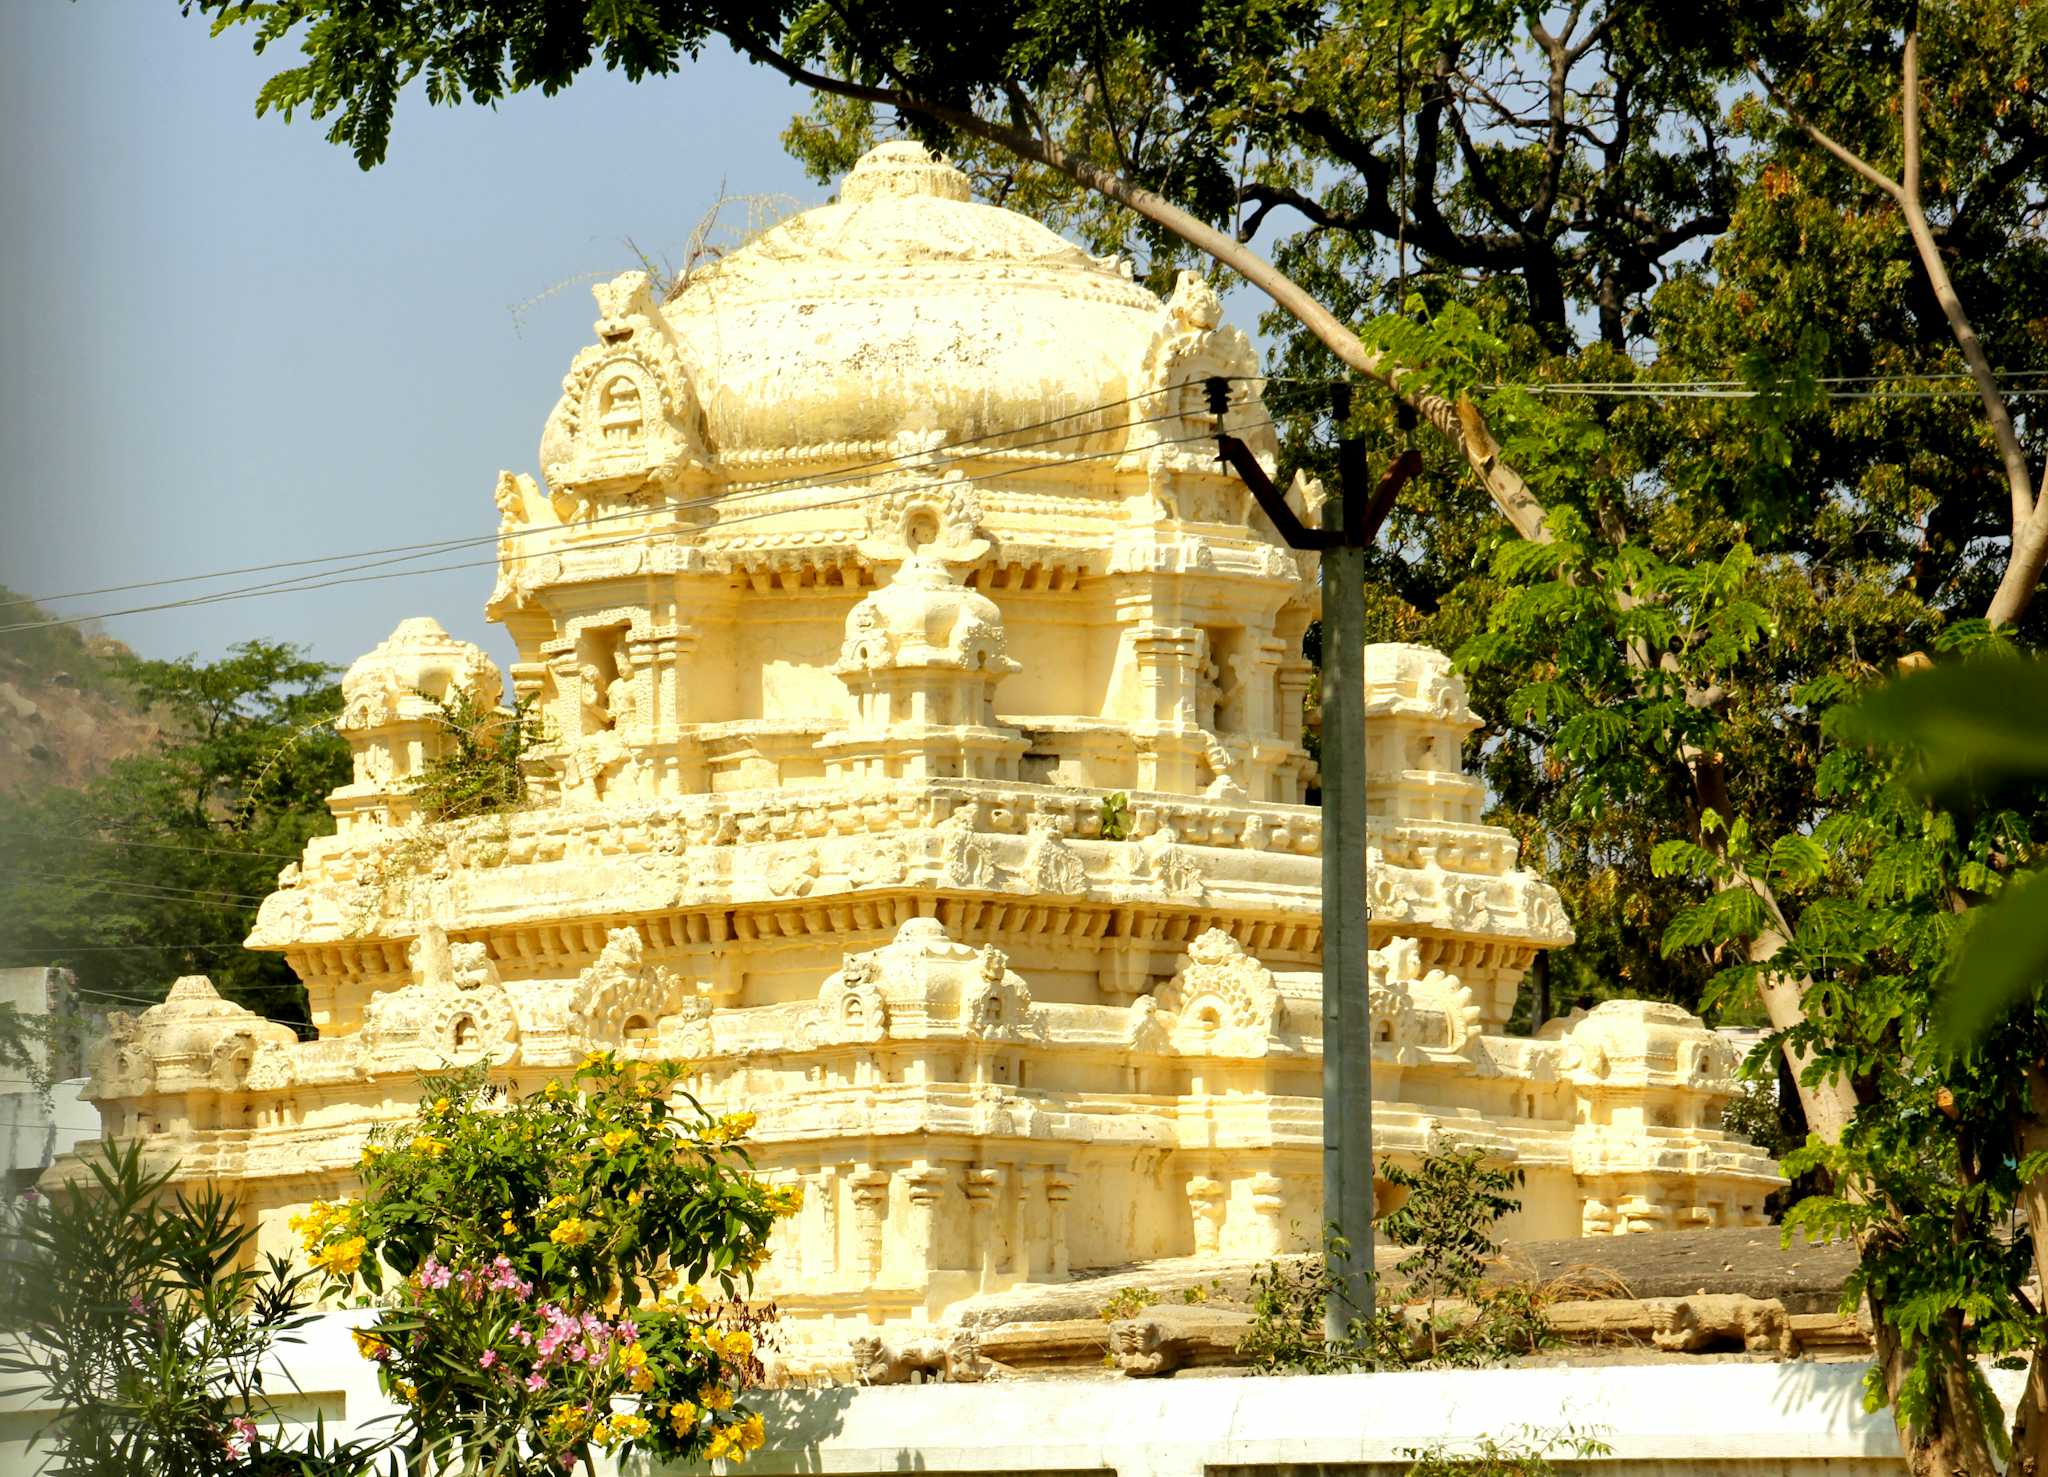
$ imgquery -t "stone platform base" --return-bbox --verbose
[4,1309,2011,1477]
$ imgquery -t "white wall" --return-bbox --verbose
[6,1308,2019,1477]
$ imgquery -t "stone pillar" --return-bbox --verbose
[1240,630,1285,739]
[903,1164,951,1274]
[809,1168,838,1277]
[1186,1175,1226,1256]
[848,1168,892,1280]
[1127,622,1204,793]
[1247,1172,1287,1255]
[964,1166,1006,1292]
[1009,1167,1035,1281]
[1045,1170,1075,1279]
[626,623,699,796]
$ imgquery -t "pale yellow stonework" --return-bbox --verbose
[77,143,1778,1364]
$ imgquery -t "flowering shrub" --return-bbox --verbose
[296,1053,797,1473]
[0,1141,387,1475]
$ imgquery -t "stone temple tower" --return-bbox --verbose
[81,143,1778,1362]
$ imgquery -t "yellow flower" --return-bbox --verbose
[668,1400,700,1437]
[718,1328,754,1360]
[707,1111,758,1144]
[619,1340,648,1369]
[351,1329,391,1362]
[601,1129,638,1153]
[500,1214,519,1236]
[767,1183,804,1216]
[549,1218,592,1248]
[408,1134,448,1159]
[706,1429,737,1462]
[396,1381,419,1404]
[626,1188,643,1206]
[359,1142,384,1167]
[430,1096,451,1115]
[579,1049,610,1070]
[701,1384,734,1412]
[678,1283,710,1312]
[312,1235,367,1277]
[289,1199,355,1252]
[630,1366,655,1393]
[738,1412,766,1451]
[610,1413,651,1441]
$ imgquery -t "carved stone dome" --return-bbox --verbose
[560,142,1174,472]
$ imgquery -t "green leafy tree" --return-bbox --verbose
[0,639,347,1028]
[294,1053,796,1474]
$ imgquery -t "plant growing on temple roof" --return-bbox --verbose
[408,686,543,823]
[0,1140,390,1476]
[296,1052,797,1474]
[1097,791,1131,841]
[1381,1142,1548,1366]
[1238,1141,1547,1373]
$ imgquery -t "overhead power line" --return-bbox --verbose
[0,412,1282,637]
[0,830,306,863]
[1,380,1257,614]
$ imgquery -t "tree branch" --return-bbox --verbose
[1757,35,2039,599]
[737,40,1554,542]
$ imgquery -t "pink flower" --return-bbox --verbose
[479,1350,498,1369]
[417,1256,453,1291]
[224,1416,257,1459]
[525,1372,548,1392]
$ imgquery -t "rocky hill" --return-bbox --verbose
[0,594,161,792]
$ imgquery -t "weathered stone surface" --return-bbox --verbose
[1110,1306,1256,1376]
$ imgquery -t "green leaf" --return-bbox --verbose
[1839,658,2048,791]
[1941,866,2048,1042]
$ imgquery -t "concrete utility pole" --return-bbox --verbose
[1205,377,1418,1341]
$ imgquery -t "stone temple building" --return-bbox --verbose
[81,142,1777,1359]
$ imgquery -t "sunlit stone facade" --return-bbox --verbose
[79,143,1777,1359]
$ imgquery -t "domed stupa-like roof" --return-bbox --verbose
[539,142,1205,479]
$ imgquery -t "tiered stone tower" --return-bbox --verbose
[82,144,1777,1359]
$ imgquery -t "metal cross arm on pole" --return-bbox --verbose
[1202,378,1420,549]
[1201,373,1421,1343]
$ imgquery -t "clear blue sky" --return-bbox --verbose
[0,3,825,677]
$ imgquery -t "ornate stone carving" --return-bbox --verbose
[539,271,705,503]
[88,977,299,1100]
[944,829,998,889]
[811,954,889,1045]
[1156,930,1281,1058]
[569,927,684,1048]
[83,140,1789,1366]
[1127,827,1204,899]
[359,925,521,1068]
[1023,825,1087,897]
[962,945,1033,1038]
